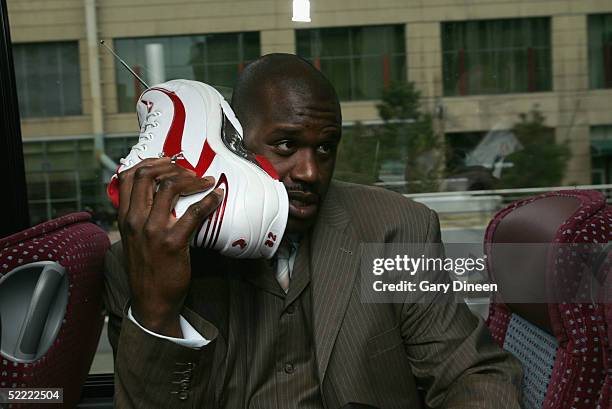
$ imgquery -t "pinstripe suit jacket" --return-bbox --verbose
[104,180,522,409]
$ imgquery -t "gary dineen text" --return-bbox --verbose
[370,254,497,294]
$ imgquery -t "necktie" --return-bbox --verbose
[275,240,292,293]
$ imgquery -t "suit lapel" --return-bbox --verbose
[309,183,362,382]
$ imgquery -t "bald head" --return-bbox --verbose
[231,53,340,131]
[229,54,342,234]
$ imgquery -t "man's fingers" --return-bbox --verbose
[173,187,225,242]
[148,176,216,226]
[123,164,183,233]
[117,157,172,225]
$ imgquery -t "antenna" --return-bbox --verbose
[99,40,149,89]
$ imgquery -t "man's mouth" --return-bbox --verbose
[287,191,319,219]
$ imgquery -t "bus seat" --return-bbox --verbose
[0,212,109,408]
[484,190,610,409]
[601,270,612,409]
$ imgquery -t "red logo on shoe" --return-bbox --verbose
[141,99,154,113]
[196,173,228,249]
[232,239,247,249]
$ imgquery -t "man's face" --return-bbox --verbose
[243,85,342,235]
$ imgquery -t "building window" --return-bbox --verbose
[114,32,260,112]
[12,41,82,118]
[591,125,612,184]
[296,25,406,101]
[23,139,102,225]
[588,14,612,89]
[105,135,139,163]
[442,18,551,96]
[23,136,145,226]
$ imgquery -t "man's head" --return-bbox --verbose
[231,53,342,235]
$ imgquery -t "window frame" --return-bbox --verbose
[12,40,83,118]
[296,24,407,101]
[1,0,29,235]
[587,13,612,90]
[441,17,552,97]
[113,31,260,112]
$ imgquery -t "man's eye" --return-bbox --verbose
[317,143,336,155]
[275,140,296,154]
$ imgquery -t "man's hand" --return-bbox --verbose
[117,157,223,338]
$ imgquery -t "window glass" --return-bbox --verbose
[445,132,485,175]
[22,139,103,226]
[296,25,406,100]
[335,124,380,184]
[442,18,552,96]
[114,32,260,112]
[588,13,612,89]
[12,41,82,117]
[6,0,612,381]
[105,136,139,163]
[590,125,612,184]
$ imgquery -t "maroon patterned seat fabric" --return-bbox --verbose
[484,190,611,409]
[0,212,110,408]
[601,293,612,409]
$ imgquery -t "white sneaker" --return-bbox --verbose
[107,79,288,259]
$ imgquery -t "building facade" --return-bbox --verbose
[7,0,612,223]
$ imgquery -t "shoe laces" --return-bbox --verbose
[119,111,162,167]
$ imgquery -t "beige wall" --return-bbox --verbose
[7,0,612,184]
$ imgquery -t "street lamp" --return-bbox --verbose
[292,0,311,22]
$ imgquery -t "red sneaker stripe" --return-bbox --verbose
[153,87,217,177]
[193,140,215,177]
[154,88,186,160]
[200,215,213,248]
[255,155,280,180]
[210,173,229,249]
[107,176,120,208]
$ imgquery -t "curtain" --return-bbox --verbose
[296,25,406,101]
[442,18,551,96]
[588,13,612,89]
[13,42,81,117]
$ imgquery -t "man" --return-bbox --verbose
[104,53,522,408]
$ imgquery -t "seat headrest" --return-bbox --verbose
[486,195,581,333]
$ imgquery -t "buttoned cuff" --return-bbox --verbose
[127,307,209,349]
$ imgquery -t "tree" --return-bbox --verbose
[333,82,443,192]
[334,122,378,185]
[376,82,443,193]
[497,108,570,188]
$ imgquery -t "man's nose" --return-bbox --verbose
[291,148,318,184]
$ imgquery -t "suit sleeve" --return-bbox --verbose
[399,210,523,409]
[103,243,219,409]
